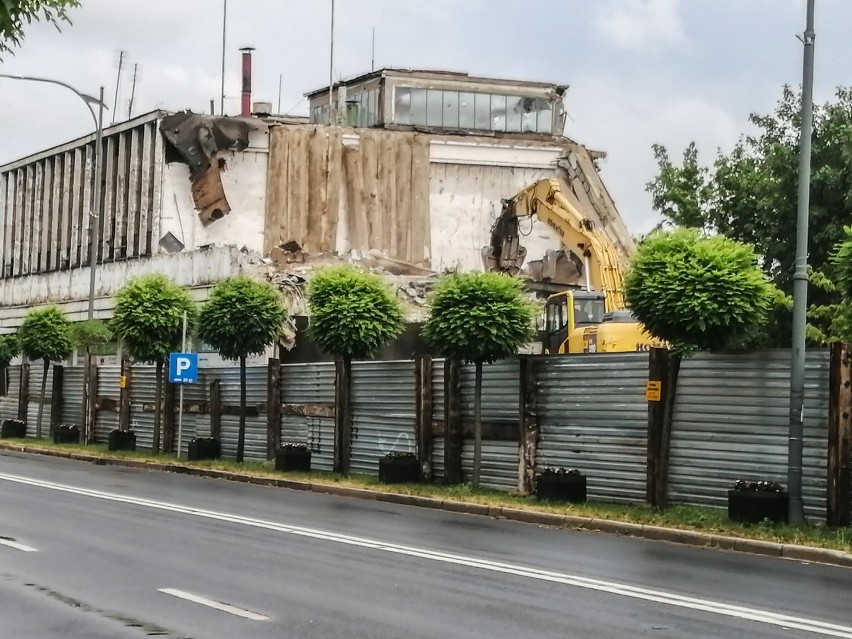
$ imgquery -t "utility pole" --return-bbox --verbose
[220,0,228,116]
[787,0,816,525]
[111,50,125,124]
[328,0,335,126]
[127,63,139,120]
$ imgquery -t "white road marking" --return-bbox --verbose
[0,537,37,552]
[1,471,850,637]
[158,588,269,621]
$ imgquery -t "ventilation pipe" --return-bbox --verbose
[239,46,254,117]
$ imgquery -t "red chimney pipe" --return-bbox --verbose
[240,46,254,117]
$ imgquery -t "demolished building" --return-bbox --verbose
[0,67,635,360]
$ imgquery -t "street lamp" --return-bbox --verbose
[0,73,107,320]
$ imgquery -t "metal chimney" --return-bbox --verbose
[239,46,255,117]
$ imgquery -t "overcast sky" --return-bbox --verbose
[1,0,849,234]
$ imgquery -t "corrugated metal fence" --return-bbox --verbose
[206,367,268,462]
[667,350,830,520]
[96,366,121,443]
[281,362,335,472]
[537,354,650,503]
[61,367,85,426]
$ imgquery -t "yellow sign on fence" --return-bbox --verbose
[119,375,127,389]
[646,380,662,402]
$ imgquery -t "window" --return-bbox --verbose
[410,88,427,124]
[442,91,459,129]
[426,90,443,127]
[506,96,523,133]
[490,94,507,132]
[474,92,491,129]
[459,92,475,128]
[394,87,411,125]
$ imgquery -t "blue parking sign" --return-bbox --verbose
[169,353,198,384]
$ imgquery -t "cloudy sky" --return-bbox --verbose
[1,0,849,234]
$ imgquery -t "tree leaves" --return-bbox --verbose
[111,274,197,364]
[422,272,535,364]
[0,0,79,57]
[624,229,777,354]
[70,319,112,356]
[197,277,289,361]
[307,266,404,361]
[18,306,72,363]
[0,333,19,368]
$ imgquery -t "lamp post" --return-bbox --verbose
[0,74,107,445]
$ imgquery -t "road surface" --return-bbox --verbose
[0,450,850,638]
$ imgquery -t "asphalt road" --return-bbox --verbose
[1,450,851,639]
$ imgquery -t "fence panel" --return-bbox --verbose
[281,362,336,467]
[432,436,445,482]
[460,359,519,423]
[61,367,86,426]
[26,363,54,437]
[208,366,268,462]
[350,361,417,477]
[95,366,122,443]
[432,359,445,420]
[129,366,159,451]
[668,350,829,520]
[536,353,650,503]
[462,440,518,490]
[0,366,21,424]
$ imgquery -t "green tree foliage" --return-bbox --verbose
[647,86,852,343]
[624,229,777,354]
[111,274,196,453]
[307,266,404,362]
[1,0,79,56]
[71,319,112,357]
[198,277,288,463]
[422,272,534,488]
[0,333,18,368]
[18,306,72,437]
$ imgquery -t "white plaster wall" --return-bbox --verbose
[159,127,269,255]
[428,142,565,273]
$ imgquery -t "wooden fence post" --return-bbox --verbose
[267,358,282,461]
[50,365,64,438]
[444,359,463,484]
[209,380,222,440]
[162,379,176,454]
[0,365,7,397]
[334,358,353,475]
[86,363,98,444]
[647,348,680,509]
[518,356,539,495]
[18,362,30,422]
[828,342,852,527]
[119,360,131,432]
[415,356,433,482]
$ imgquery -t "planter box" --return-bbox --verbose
[53,426,80,445]
[1,419,26,439]
[728,490,789,524]
[187,438,221,461]
[536,474,587,503]
[275,448,311,472]
[108,430,136,452]
[379,456,420,484]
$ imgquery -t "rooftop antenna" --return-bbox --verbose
[220,0,227,115]
[371,27,375,72]
[111,50,125,124]
[127,63,139,120]
[327,0,335,125]
[277,73,282,114]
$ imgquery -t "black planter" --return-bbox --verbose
[108,429,136,451]
[536,474,587,503]
[53,425,80,445]
[379,456,420,484]
[187,437,221,461]
[728,490,789,524]
[275,448,311,472]
[1,419,26,439]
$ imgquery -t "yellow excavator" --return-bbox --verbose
[483,178,665,354]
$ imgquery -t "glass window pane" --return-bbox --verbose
[459,92,475,128]
[538,108,553,134]
[360,92,369,127]
[410,88,427,125]
[426,89,443,127]
[474,93,491,130]
[371,89,379,125]
[506,96,523,132]
[394,87,411,125]
[491,94,507,132]
[442,90,459,129]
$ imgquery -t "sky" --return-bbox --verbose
[1,0,850,234]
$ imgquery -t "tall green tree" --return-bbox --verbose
[18,306,72,438]
[647,86,852,343]
[198,277,289,463]
[111,274,196,454]
[71,319,113,359]
[1,0,79,56]
[307,266,404,474]
[0,333,20,396]
[422,272,534,488]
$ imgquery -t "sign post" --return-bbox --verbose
[168,313,197,460]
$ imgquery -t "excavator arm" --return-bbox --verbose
[484,178,626,311]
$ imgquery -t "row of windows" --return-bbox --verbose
[310,89,380,127]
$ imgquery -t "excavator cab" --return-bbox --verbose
[540,290,606,354]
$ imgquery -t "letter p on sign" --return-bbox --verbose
[169,353,199,385]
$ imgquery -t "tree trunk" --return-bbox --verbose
[153,361,163,454]
[36,357,49,439]
[237,354,247,463]
[472,360,483,489]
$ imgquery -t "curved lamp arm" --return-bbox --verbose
[0,73,108,128]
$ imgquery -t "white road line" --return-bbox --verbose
[0,537,37,552]
[158,588,269,621]
[1,471,850,638]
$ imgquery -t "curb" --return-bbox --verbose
[2,443,851,569]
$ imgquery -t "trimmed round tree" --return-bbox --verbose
[111,274,197,453]
[198,276,289,463]
[18,306,73,438]
[307,266,404,474]
[71,319,113,359]
[0,333,20,396]
[422,272,535,488]
[624,228,777,354]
